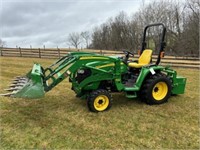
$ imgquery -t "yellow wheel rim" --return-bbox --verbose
[152,82,168,101]
[94,95,109,111]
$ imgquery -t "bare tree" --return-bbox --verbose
[132,0,185,53]
[67,32,82,49]
[186,0,199,20]
[110,11,130,50]
[91,27,102,49]
[81,31,90,49]
[175,0,199,56]
[89,0,198,56]
[0,38,6,47]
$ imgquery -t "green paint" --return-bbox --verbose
[12,63,45,99]
[172,76,187,94]
[11,51,186,99]
[13,81,45,99]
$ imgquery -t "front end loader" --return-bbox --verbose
[1,23,187,112]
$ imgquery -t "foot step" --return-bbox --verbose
[126,91,137,98]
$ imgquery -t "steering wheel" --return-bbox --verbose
[123,50,134,64]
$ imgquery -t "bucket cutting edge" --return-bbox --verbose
[0,63,45,99]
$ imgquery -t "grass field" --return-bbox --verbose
[0,57,199,149]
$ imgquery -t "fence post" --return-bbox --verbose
[38,48,41,58]
[57,46,60,58]
[100,49,103,55]
[0,45,3,56]
[19,47,22,57]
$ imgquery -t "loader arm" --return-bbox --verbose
[42,52,98,92]
[0,52,99,98]
[43,55,77,92]
[43,52,123,93]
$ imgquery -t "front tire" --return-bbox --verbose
[87,89,112,112]
[140,73,172,105]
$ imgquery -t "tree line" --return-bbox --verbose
[68,0,199,57]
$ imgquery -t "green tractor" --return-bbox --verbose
[1,23,186,112]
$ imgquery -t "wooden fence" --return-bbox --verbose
[0,47,199,69]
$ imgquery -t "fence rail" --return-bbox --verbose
[0,47,199,69]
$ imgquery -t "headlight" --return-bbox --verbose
[77,69,85,74]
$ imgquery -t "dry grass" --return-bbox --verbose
[0,57,199,149]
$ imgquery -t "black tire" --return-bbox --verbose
[140,73,172,105]
[87,89,112,112]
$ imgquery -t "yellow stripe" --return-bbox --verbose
[79,57,109,60]
[96,63,115,69]
[96,62,125,69]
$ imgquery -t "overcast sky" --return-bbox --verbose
[0,0,150,48]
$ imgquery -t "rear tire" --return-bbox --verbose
[87,89,112,112]
[140,73,172,105]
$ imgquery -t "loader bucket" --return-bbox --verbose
[1,63,45,99]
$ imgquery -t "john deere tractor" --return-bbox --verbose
[1,23,186,112]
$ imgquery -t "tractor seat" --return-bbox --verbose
[128,49,153,68]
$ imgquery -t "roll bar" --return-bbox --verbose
[140,23,166,65]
